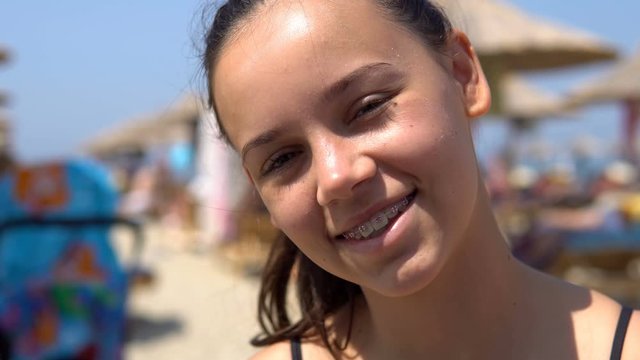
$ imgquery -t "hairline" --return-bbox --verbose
[209,0,452,149]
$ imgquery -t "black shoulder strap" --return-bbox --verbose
[291,337,303,360]
[610,306,633,360]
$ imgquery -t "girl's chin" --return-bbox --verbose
[362,251,444,298]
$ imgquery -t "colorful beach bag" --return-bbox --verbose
[0,159,130,359]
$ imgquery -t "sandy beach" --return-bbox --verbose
[121,224,262,359]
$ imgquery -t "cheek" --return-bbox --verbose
[388,97,476,175]
[263,188,322,241]
[264,190,348,272]
[387,97,479,224]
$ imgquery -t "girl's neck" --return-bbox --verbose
[351,189,535,359]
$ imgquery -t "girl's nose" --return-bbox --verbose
[315,138,376,206]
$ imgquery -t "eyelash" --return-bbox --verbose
[259,95,394,177]
[261,149,302,176]
[352,95,393,122]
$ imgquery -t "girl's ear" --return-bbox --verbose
[447,30,492,118]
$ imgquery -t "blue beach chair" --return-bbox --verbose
[0,159,144,359]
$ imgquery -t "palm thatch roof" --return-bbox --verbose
[567,49,640,106]
[500,74,570,119]
[0,47,9,64]
[0,90,8,107]
[0,116,10,147]
[434,0,617,71]
[84,94,202,156]
[433,0,617,116]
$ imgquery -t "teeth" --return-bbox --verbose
[397,198,409,212]
[342,196,411,240]
[384,206,398,219]
[358,222,375,238]
[371,213,388,231]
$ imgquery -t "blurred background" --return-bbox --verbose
[0,0,639,358]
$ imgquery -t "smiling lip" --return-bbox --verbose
[334,190,417,241]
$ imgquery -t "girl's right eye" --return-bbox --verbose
[353,95,391,121]
[260,149,302,177]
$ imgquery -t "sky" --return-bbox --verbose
[1,1,639,163]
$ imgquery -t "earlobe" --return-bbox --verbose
[448,30,492,118]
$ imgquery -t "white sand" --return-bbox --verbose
[120,224,261,359]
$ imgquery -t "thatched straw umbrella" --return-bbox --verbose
[0,47,9,65]
[566,49,640,163]
[0,116,9,140]
[500,74,570,121]
[84,95,201,157]
[567,49,640,105]
[0,90,8,107]
[0,116,12,153]
[435,0,616,70]
[497,74,572,167]
[432,0,615,171]
[0,116,13,174]
[0,47,10,108]
[433,0,617,114]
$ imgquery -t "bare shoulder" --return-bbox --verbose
[573,289,640,359]
[620,307,640,360]
[248,340,334,360]
[248,341,291,360]
[594,295,640,360]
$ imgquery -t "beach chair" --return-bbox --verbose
[0,159,145,359]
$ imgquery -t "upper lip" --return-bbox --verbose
[330,191,414,238]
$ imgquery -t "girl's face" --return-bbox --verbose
[213,0,490,296]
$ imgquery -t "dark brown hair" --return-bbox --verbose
[201,0,453,356]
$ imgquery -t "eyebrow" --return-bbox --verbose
[241,128,282,162]
[323,62,394,102]
[240,62,395,162]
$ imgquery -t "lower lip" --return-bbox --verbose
[334,195,415,255]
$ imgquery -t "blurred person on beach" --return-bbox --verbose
[200,0,640,358]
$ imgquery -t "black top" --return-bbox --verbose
[290,337,302,360]
[611,306,633,360]
[289,306,634,360]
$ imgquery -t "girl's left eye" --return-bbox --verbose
[352,95,392,121]
[260,149,302,177]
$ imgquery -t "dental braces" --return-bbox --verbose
[342,197,409,240]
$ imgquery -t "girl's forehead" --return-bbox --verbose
[213,0,438,147]
[231,0,391,47]
[215,0,412,96]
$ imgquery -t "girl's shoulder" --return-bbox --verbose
[248,302,359,360]
[574,289,640,360]
[532,270,639,359]
[248,341,290,360]
[600,294,640,360]
[248,339,335,360]
[619,307,640,360]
